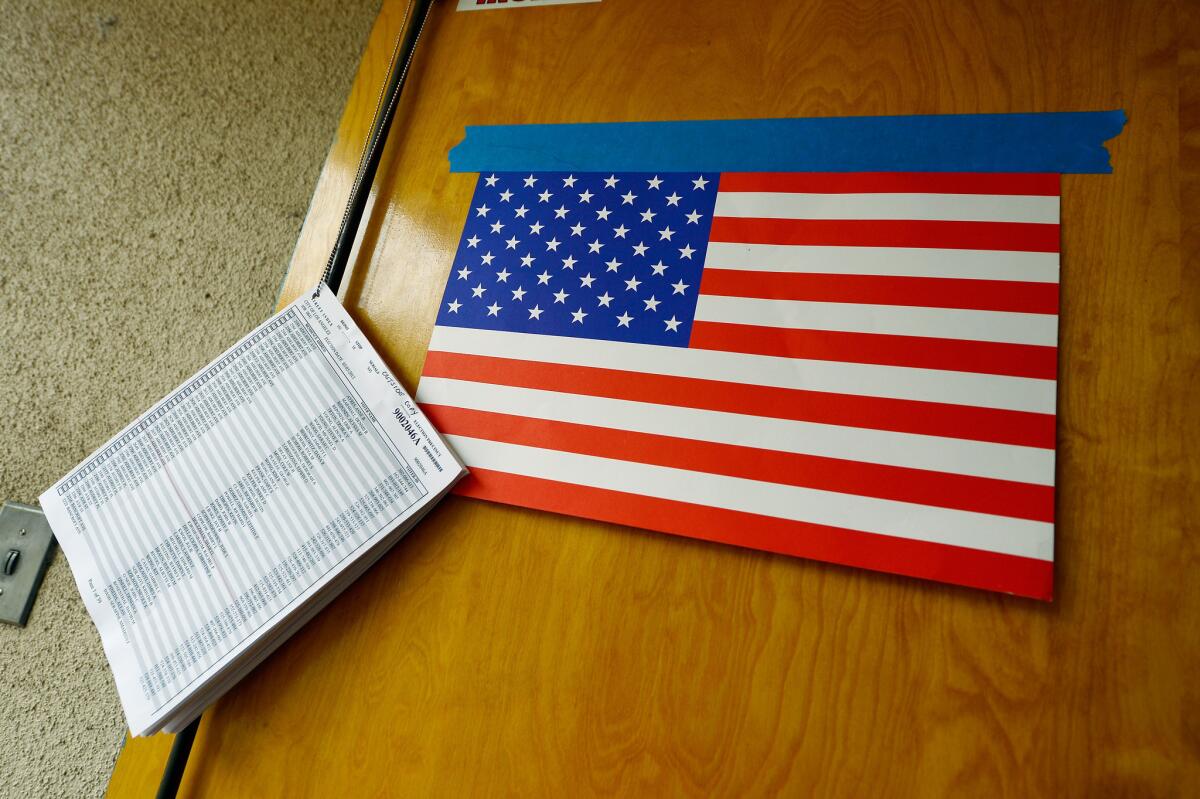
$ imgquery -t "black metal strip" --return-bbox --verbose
[322,0,436,294]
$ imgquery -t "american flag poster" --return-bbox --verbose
[416,170,1059,599]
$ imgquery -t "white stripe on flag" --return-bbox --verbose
[426,326,1057,413]
[417,376,1055,485]
[446,434,1055,561]
[702,243,1061,283]
[713,192,1061,224]
[693,295,1060,346]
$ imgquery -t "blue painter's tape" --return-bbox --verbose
[448,111,1126,174]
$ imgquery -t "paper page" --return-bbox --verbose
[40,283,464,735]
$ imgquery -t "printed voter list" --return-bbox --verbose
[40,283,465,736]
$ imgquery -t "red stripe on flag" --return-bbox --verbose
[708,217,1060,252]
[718,172,1061,196]
[455,468,1054,600]
[421,350,1056,448]
[424,405,1055,522]
[689,321,1058,380]
[698,269,1060,315]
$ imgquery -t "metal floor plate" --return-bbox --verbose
[0,501,57,626]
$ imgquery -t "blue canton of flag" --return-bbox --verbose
[435,172,720,347]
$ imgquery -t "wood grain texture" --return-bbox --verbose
[110,0,1199,795]
[105,733,173,798]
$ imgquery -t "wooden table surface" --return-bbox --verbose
[108,0,1198,795]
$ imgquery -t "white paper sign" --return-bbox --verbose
[458,0,600,11]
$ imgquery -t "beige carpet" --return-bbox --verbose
[0,1,377,795]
